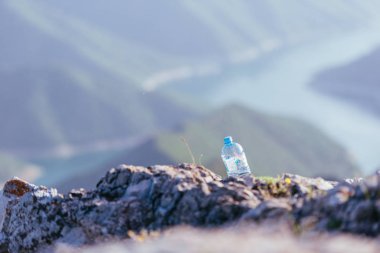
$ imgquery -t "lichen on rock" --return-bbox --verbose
[2,177,34,198]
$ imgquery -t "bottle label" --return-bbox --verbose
[236,158,250,173]
[224,155,250,174]
[224,157,237,173]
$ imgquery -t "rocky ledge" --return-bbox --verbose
[0,164,379,252]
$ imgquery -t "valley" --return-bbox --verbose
[1,0,380,187]
[160,28,380,174]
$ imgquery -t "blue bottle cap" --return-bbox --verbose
[224,136,233,145]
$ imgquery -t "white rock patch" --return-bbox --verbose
[0,190,10,241]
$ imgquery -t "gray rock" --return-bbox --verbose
[298,173,380,236]
[0,164,379,252]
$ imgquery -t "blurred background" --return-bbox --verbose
[1,0,380,191]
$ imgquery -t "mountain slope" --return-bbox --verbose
[311,47,380,118]
[128,105,360,178]
[0,1,195,155]
[59,104,360,191]
[2,0,380,158]
[2,0,380,155]
[0,67,194,155]
[3,0,380,85]
[44,0,380,56]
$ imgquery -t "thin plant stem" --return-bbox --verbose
[180,137,195,164]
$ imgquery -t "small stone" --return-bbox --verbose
[68,189,86,199]
[2,178,34,198]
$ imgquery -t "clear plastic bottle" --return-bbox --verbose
[221,136,251,177]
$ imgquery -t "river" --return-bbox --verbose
[165,28,380,174]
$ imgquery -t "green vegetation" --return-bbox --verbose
[2,0,380,155]
[1,0,375,187]
[0,1,196,154]
[0,67,194,152]
[256,176,280,185]
[122,104,360,178]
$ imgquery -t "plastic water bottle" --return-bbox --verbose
[221,136,251,177]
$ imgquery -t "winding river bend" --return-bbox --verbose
[167,28,380,174]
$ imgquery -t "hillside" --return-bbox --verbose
[120,105,360,178]
[311,47,380,118]
[2,0,380,156]
[21,0,380,89]
[3,0,380,85]
[1,0,379,187]
[0,68,194,155]
[0,1,195,155]
[38,0,380,59]
[59,104,360,191]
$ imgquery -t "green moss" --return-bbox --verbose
[256,176,280,184]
